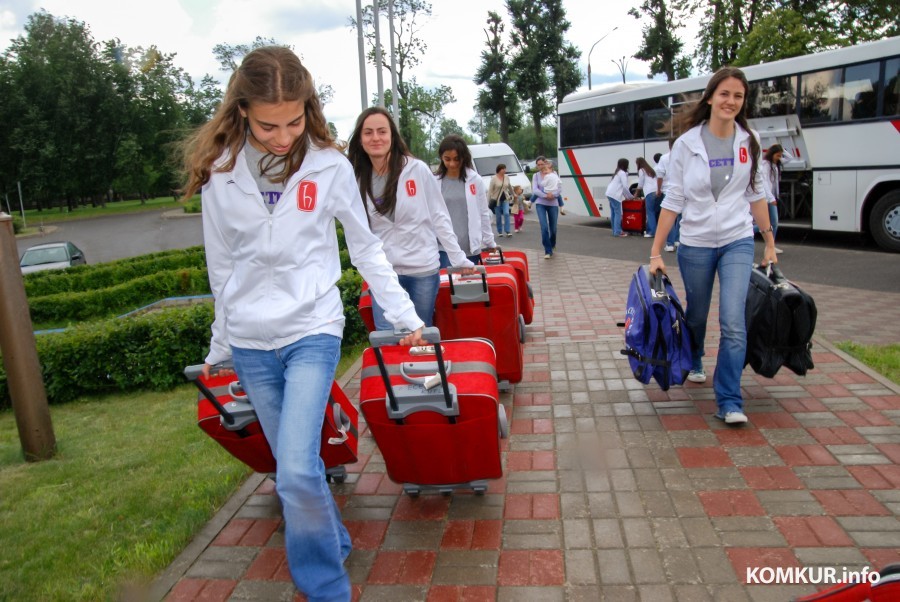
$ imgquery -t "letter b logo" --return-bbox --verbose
[406,179,417,196]
[297,181,317,212]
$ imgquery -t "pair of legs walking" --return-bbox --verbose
[494,201,511,235]
[371,272,440,331]
[676,237,754,420]
[232,334,350,602]
[534,204,558,257]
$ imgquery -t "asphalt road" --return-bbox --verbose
[14,208,900,293]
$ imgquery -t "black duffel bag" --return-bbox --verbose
[744,263,817,378]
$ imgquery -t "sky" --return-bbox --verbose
[0,0,699,140]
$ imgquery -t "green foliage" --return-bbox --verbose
[508,125,558,162]
[836,341,900,385]
[0,386,249,600]
[183,197,202,213]
[24,246,205,296]
[475,11,522,142]
[629,0,692,81]
[338,268,367,348]
[11,216,23,234]
[28,267,211,326]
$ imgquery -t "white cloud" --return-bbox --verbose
[2,0,699,139]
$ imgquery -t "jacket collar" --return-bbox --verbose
[224,139,334,196]
[681,121,752,158]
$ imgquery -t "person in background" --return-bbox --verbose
[511,184,526,233]
[182,47,424,602]
[488,163,515,237]
[534,158,562,258]
[530,155,566,214]
[655,139,681,252]
[347,107,474,330]
[635,156,657,238]
[435,134,496,266]
[606,158,633,238]
[649,65,777,427]
[761,144,786,254]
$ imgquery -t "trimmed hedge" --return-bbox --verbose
[28,267,211,325]
[24,246,205,297]
[0,268,368,409]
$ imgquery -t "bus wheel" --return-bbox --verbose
[869,190,900,253]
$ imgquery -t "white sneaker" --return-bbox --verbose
[506,232,513,237]
[775,247,784,254]
[644,232,653,238]
[559,208,567,215]
[687,369,706,383]
[664,244,675,252]
[720,411,749,425]
[543,254,551,259]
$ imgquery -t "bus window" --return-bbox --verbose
[642,107,670,139]
[800,68,841,123]
[842,61,880,120]
[883,57,899,116]
[748,76,797,118]
[596,104,632,143]
[636,98,669,139]
[560,110,594,147]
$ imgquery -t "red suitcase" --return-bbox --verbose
[622,198,646,234]
[481,248,534,325]
[432,266,524,388]
[358,281,375,333]
[359,328,507,496]
[186,364,358,482]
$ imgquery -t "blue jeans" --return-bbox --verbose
[607,196,623,236]
[676,238,754,415]
[644,192,659,235]
[438,251,481,269]
[231,334,349,602]
[667,214,681,246]
[372,271,439,330]
[495,201,511,234]
[535,204,558,255]
[768,202,779,237]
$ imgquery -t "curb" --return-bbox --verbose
[161,209,201,219]
[813,334,900,395]
[14,224,60,239]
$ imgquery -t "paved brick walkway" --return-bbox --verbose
[154,250,900,602]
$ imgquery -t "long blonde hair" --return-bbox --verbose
[180,46,337,198]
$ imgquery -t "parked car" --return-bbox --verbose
[19,241,87,274]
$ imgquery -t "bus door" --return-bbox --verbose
[753,114,810,220]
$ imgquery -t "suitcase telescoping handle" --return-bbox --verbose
[368,327,455,416]
[446,265,490,305]
[184,362,238,426]
[483,247,505,264]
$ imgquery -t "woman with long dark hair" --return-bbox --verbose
[347,108,473,329]
[606,158,634,238]
[649,66,777,426]
[635,156,657,237]
[761,143,785,253]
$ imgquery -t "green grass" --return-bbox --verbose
[836,342,900,386]
[0,344,365,600]
[0,385,250,601]
[14,196,195,228]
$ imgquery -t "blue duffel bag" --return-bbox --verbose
[619,265,693,391]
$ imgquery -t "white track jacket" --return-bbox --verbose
[436,167,497,255]
[363,158,472,274]
[202,144,423,365]
[661,123,766,248]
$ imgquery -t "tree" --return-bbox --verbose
[468,102,502,143]
[382,80,456,160]
[506,0,580,156]
[351,0,435,143]
[212,36,281,71]
[629,0,692,80]
[474,11,521,142]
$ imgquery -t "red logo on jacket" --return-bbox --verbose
[469,183,477,195]
[297,181,317,212]
[405,179,417,196]
[739,147,748,164]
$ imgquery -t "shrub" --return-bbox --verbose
[183,197,202,214]
[338,268,366,347]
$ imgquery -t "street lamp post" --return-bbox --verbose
[587,26,618,91]
[612,56,629,84]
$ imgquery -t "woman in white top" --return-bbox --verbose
[347,107,474,330]
[650,66,776,427]
[488,163,515,236]
[435,134,496,266]
[606,158,634,237]
[183,47,424,601]
[761,144,785,253]
[635,156,657,237]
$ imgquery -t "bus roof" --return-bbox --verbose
[559,36,900,114]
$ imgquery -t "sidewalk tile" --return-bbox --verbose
[698,491,765,517]
[773,516,854,547]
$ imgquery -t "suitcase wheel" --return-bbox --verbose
[518,314,526,344]
[498,404,509,439]
[403,485,421,498]
[326,466,347,484]
[473,485,487,496]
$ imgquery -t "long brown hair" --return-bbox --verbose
[635,156,656,178]
[436,135,474,181]
[672,66,760,192]
[180,46,337,198]
[346,106,411,217]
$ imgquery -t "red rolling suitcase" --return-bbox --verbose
[359,328,508,496]
[481,247,534,325]
[358,281,376,333]
[432,266,524,388]
[622,198,646,234]
[185,364,358,482]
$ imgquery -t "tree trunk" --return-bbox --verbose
[533,113,544,157]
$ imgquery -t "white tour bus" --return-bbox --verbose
[557,36,900,252]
